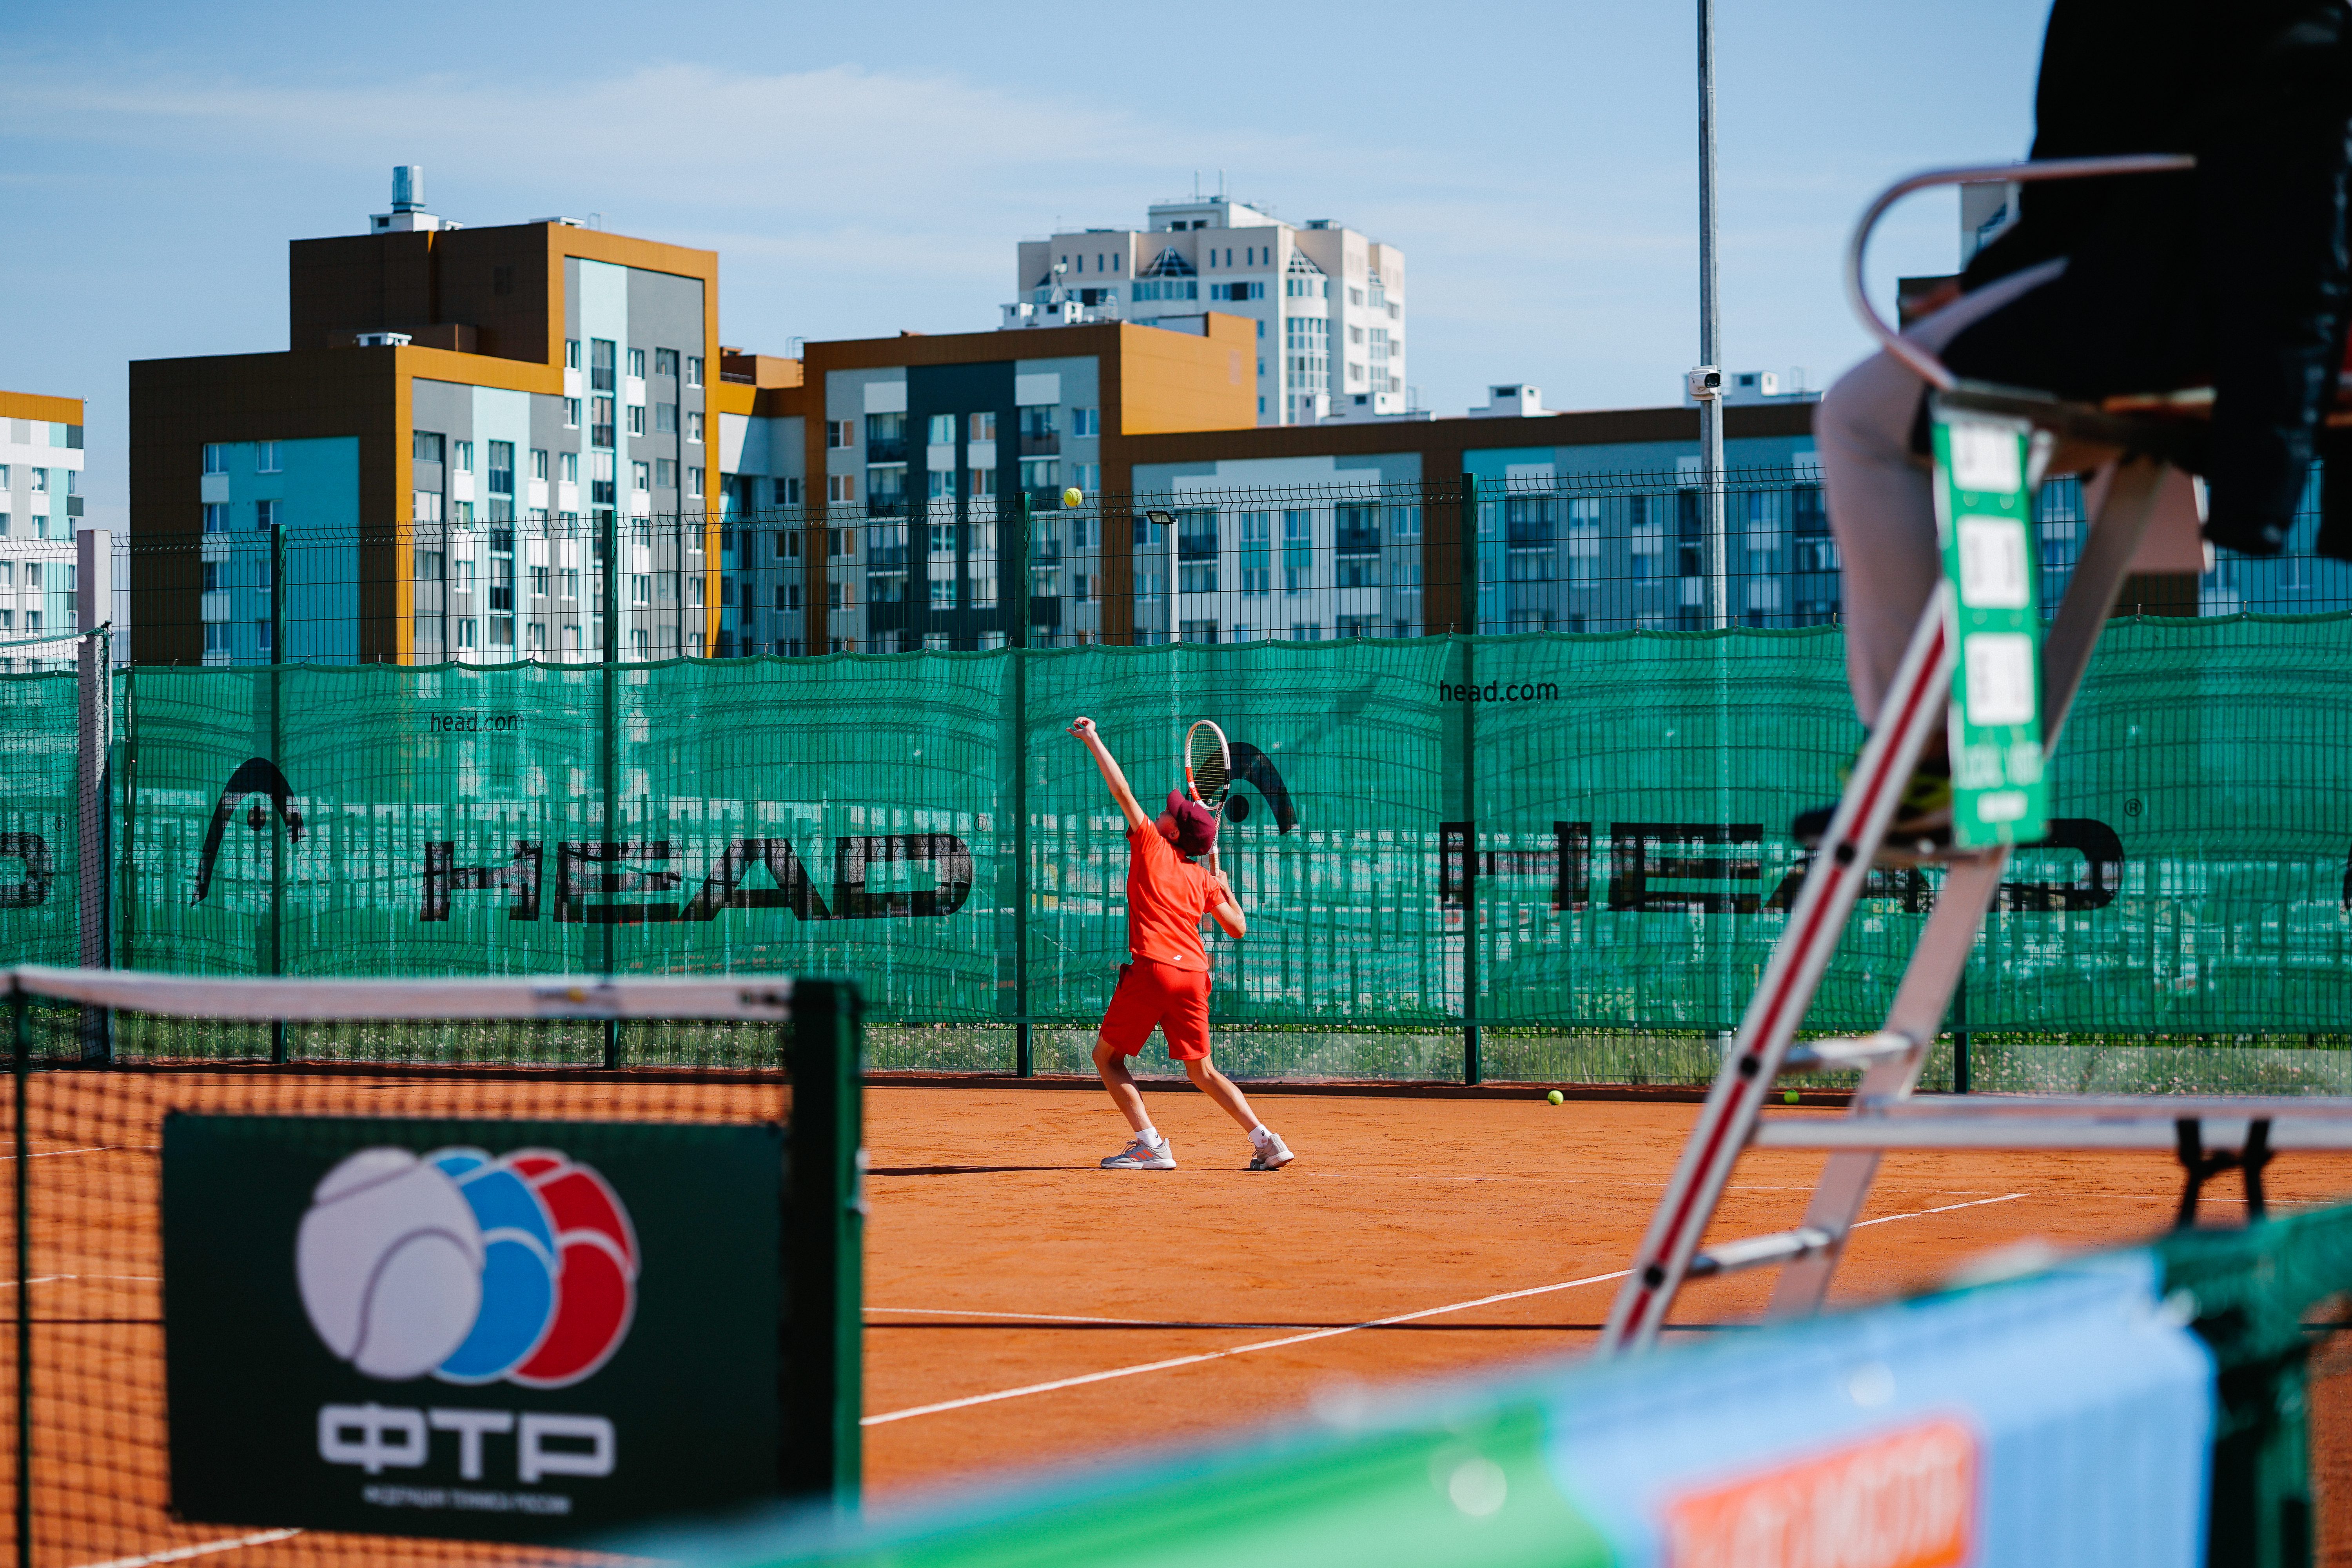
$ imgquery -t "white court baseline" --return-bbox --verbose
[864,1193,2026,1426]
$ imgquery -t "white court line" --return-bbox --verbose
[862,1192,2031,1427]
[0,1147,118,1163]
[69,1528,301,1568]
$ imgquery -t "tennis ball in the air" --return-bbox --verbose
[1784,1089,1800,1103]
[1062,487,1084,509]
[1546,1090,1564,1106]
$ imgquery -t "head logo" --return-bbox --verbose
[295,1145,638,1388]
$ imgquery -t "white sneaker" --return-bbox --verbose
[1248,1132,1296,1171]
[1102,1136,1176,1170]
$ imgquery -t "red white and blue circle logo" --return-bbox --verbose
[295,1145,639,1388]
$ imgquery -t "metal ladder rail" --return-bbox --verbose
[1595,570,1957,1354]
[1597,443,2167,1356]
[1595,153,2198,1359]
[1763,449,2168,1316]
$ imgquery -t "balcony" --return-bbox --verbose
[1335,528,1382,555]
[1029,595,1063,628]
[1020,433,1060,457]
[866,439,908,464]
[866,495,909,518]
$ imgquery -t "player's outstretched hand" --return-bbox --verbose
[1068,716,1097,741]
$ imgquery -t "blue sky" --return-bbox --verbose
[6,0,2052,529]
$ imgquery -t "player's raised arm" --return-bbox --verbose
[1068,717,1151,832]
[1209,867,1246,939]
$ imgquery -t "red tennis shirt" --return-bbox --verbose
[1125,823,1224,972]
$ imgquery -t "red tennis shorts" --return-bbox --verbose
[1098,960,1214,1062]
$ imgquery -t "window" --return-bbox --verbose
[688,467,704,499]
[1073,462,1101,494]
[967,412,996,441]
[927,414,956,445]
[627,405,646,437]
[487,441,514,494]
[256,499,279,530]
[656,403,678,435]
[1240,511,1272,595]
[564,399,581,430]
[775,477,802,506]
[565,339,581,370]
[777,583,801,611]
[256,441,281,473]
[655,458,678,489]
[562,452,579,484]
[631,574,651,604]
[1209,281,1265,301]
[413,432,445,463]
[1283,510,1313,594]
[1020,458,1059,494]
[827,420,855,449]
[1073,408,1100,438]
[591,339,617,392]
[459,619,477,650]
[528,448,548,483]
[829,580,856,610]
[592,399,615,446]
[630,461,651,494]
[687,411,702,443]
[655,348,679,377]
[452,441,474,474]
[684,357,703,387]
[828,474,857,503]
[202,444,229,474]
[627,348,646,379]
[203,504,229,533]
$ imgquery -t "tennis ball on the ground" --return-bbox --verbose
[1546,1089,1564,1106]
[1062,487,1085,509]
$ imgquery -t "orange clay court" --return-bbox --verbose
[17,1072,2352,1566]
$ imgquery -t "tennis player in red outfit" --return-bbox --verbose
[1068,716,1296,1172]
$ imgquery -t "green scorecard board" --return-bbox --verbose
[1932,405,2049,848]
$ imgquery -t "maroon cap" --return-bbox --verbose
[1163,789,1219,857]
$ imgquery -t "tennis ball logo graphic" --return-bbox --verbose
[296,1145,639,1387]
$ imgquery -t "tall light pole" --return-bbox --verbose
[1694,0,1729,629]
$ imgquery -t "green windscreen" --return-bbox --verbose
[32,618,2352,1038]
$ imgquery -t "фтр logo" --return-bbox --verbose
[296,1146,638,1388]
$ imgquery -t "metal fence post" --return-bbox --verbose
[13,984,31,1568]
[601,510,621,1069]
[269,523,287,1064]
[75,530,113,1058]
[1013,492,1033,1078]
[1457,477,1482,1085]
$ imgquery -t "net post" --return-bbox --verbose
[784,978,864,1506]
[1014,496,1033,1077]
[269,525,287,1064]
[10,981,29,1568]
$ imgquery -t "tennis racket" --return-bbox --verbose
[1183,719,1230,878]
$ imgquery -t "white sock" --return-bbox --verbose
[1248,1124,1271,1145]
[1136,1125,1162,1146]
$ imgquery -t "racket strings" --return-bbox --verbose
[1186,725,1230,808]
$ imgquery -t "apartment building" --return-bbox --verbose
[713,317,1257,655]
[0,391,86,671]
[131,169,724,665]
[1009,197,1405,427]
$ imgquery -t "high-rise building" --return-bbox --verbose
[1009,197,1405,428]
[0,392,86,671]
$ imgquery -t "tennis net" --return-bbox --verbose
[0,964,862,1568]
